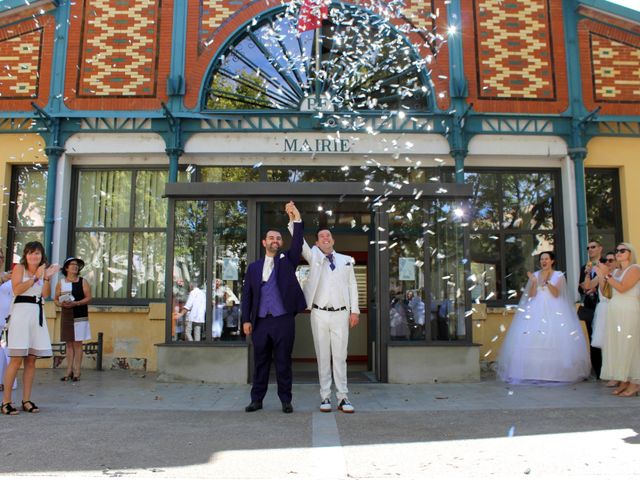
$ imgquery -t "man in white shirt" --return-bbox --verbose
[181,281,206,341]
[287,203,360,413]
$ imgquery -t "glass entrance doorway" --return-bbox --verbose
[164,180,473,384]
[258,200,376,383]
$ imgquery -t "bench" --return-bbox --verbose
[51,332,103,371]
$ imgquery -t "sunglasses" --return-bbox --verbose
[587,245,599,250]
[615,248,630,254]
[606,259,616,263]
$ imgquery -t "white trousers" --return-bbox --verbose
[310,308,350,401]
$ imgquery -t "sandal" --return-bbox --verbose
[619,386,640,397]
[1,402,19,415]
[60,375,73,382]
[72,375,80,382]
[612,382,630,395]
[21,400,39,413]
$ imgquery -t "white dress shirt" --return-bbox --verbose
[184,287,206,324]
[313,253,342,309]
[261,256,274,282]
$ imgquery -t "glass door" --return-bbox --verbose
[257,199,377,382]
[168,199,248,344]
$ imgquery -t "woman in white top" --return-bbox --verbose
[1,241,59,415]
[600,243,640,397]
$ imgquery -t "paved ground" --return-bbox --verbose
[1,369,639,479]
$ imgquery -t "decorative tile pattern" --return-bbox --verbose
[590,33,640,102]
[0,29,42,98]
[474,0,555,100]
[200,0,248,49]
[78,0,161,97]
[403,0,435,33]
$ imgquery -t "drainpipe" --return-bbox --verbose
[563,0,590,265]
[166,147,183,183]
[570,146,589,266]
[44,145,65,261]
[451,148,466,184]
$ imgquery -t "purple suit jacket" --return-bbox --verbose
[241,221,307,326]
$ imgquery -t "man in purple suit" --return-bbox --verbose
[242,202,306,413]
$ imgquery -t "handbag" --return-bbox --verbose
[601,281,613,300]
[577,305,594,322]
[0,320,7,348]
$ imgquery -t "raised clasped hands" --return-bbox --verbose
[285,201,301,222]
[527,271,536,283]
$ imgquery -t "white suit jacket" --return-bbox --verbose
[288,223,360,314]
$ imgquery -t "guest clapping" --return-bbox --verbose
[600,243,640,397]
[1,241,59,415]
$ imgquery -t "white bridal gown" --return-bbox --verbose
[497,270,591,384]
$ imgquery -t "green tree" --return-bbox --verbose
[207,71,271,110]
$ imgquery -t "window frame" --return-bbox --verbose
[585,168,623,250]
[466,167,565,307]
[69,166,169,305]
[7,165,47,269]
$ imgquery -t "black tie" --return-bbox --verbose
[327,254,335,271]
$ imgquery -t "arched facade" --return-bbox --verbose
[0,0,638,382]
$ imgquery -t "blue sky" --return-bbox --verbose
[606,0,640,11]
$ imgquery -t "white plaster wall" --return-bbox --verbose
[467,134,568,159]
[185,132,451,158]
[65,132,166,155]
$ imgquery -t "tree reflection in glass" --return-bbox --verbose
[428,200,468,341]
[172,201,208,342]
[212,201,247,341]
[388,202,426,341]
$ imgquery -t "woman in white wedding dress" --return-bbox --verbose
[497,251,591,384]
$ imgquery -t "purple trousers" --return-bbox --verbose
[250,313,295,404]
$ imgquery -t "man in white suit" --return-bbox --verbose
[287,203,360,413]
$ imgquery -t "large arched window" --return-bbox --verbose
[203,5,435,112]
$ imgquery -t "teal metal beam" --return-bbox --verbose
[447,0,470,184]
[161,103,183,182]
[0,0,58,15]
[562,0,588,118]
[568,107,599,266]
[570,146,589,266]
[48,1,70,114]
[166,147,183,183]
[167,0,187,110]
[578,0,640,24]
